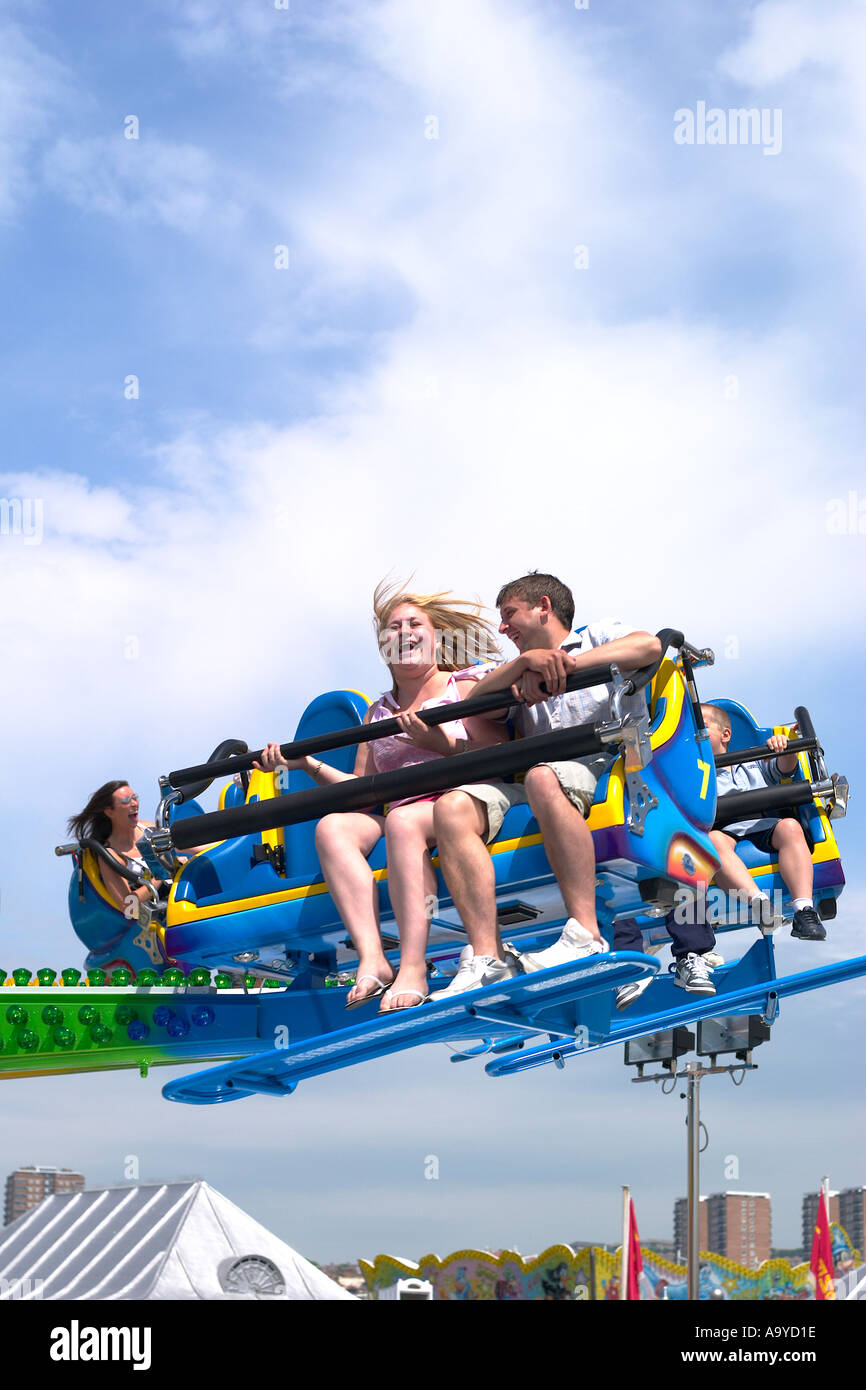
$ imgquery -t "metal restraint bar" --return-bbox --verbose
[714,736,818,769]
[170,631,688,850]
[54,836,162,920]
[711,704,845,827]
[712,780,831,829]
[167,627,685,791]
[167,666,613,789]
[170,723,608,849]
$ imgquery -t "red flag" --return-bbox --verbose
[626,1198,643,1301]
[810,1190,836,1301]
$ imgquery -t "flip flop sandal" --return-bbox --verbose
[380,988,429,1013]
[344,974,394,1011]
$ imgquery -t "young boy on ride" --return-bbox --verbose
[701,704,825,941]
[432,572,661,997]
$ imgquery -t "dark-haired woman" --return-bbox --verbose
[67,780,162,913]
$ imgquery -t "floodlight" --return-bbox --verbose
[624,1027,694,1070]
[696,1015,770,1061]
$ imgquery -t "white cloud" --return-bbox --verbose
[720,0,866,214]
[0,17,70,219]
[0,470,135,542]
[719,0,865,85]
[42,135,244,234]
[161,0,292,60]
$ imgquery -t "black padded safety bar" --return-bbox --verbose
[793,706,818,746]
[714,737,818,769]
[168,627,683,790]
[62,836,152,888]
[712,781,818,829]
[167,667,612,789]
[170,723,608,849]
[168,738,251,802]
[627,628,683,696]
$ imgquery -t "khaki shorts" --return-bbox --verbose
[451,760,598,844]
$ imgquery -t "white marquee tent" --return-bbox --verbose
[0,1180,355,1300]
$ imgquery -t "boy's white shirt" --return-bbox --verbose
[471,618,648,774]
[513,618,646,737]
[716,754,786,837]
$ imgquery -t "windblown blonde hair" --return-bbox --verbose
[373,576,500,677]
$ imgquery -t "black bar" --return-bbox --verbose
[632,629,683,693]
[170,724,608,849]
[170,738,250,802]
[794,705,819,746]
[168,628,685,790]
[713,781,817,829]
[167,665,614,788]
[714,737,817,769]
[72,837,152,887]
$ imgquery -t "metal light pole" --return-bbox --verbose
[632,1050,760,1302]
[685,1062,701,1301]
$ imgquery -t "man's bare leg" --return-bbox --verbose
[433,790,504,959]
[523,765,600,939]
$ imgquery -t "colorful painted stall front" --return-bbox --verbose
[361,1228,861,1300]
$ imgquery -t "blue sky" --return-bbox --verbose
[1,0,865,1263]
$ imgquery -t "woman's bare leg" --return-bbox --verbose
[315,811,391,1004]
[380,801,438,1009]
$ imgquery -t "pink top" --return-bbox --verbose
[368,670,481,807]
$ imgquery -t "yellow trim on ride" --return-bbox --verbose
[81,849,124,913]
[167,824,552,926]
[246,767,285,858]
[647,657,684,750]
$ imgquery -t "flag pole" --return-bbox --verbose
[811,1173,836,1300]
[621,1186,629,1301]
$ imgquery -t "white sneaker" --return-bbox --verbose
[519,920,609,974]
[673,952,716,995]
[433,946,518,1000]
[615,976,652,1011]
[701,951,725,969]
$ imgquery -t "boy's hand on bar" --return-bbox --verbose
[768,728,799,775]
[512,671,550,706]
[519,647,576,696]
